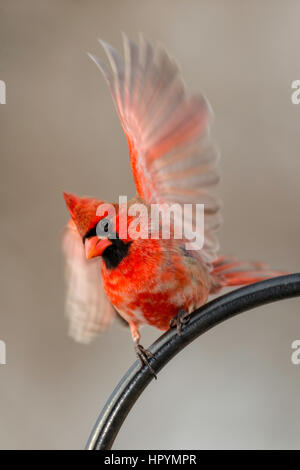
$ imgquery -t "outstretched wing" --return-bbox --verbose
[62,220,115,343]
[88,34,221,265]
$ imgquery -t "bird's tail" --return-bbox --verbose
[211,255,286,290]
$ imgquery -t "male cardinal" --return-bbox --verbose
[63,35,282,377]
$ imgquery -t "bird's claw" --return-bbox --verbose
[135,344,157,379]
[169,309,190,336]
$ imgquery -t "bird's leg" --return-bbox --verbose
[129,322,157,379]
[169,309,190,336]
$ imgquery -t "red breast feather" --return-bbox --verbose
[101,237,211,331]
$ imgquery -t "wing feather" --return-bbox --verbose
[62,221,115,343]
[89,35,221,265]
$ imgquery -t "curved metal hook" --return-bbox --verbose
[86,273,300,450]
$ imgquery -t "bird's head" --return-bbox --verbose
[63,192,132,268]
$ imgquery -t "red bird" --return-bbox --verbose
[63,35,282,376]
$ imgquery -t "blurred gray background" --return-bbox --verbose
[1,0,300,449]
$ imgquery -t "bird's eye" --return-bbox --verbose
[99,218,109,232]
[96,217,114,239]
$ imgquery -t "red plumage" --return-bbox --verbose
[62,36,284,370]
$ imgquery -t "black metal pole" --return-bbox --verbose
[86,273,300,450]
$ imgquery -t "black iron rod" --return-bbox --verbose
[86,273,300,450]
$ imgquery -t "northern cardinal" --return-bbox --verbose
[63,35,282,376]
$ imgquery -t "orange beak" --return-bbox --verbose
[84,236,112,260]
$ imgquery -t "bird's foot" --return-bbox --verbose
[169,309,190,336]
[135,344,157,379]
